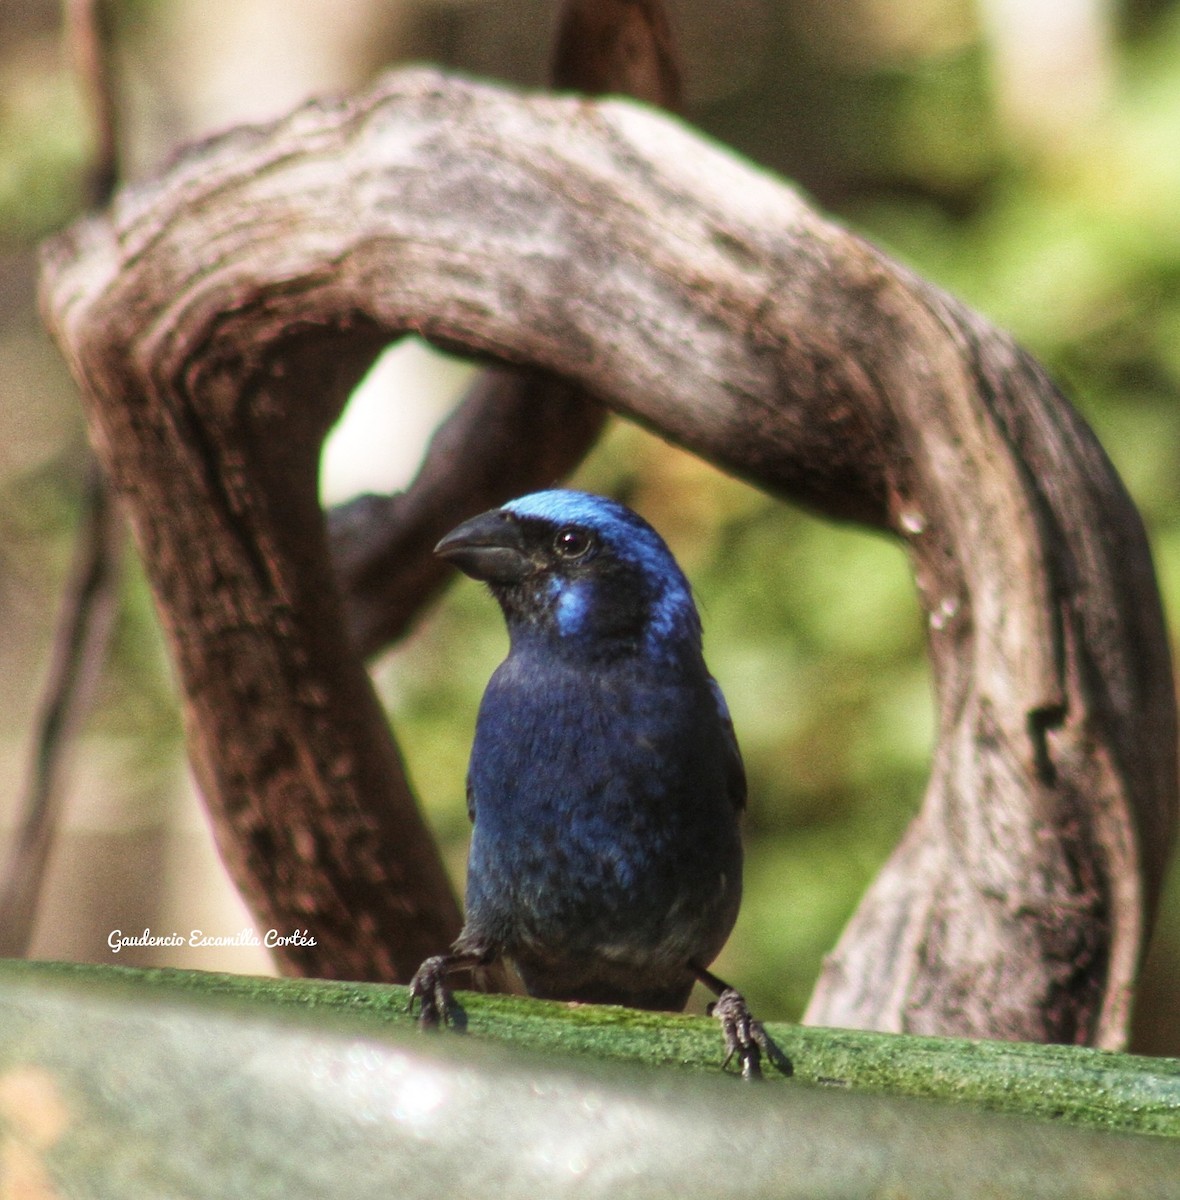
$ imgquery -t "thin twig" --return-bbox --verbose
[0,0,124,955]
[68,0,121,209]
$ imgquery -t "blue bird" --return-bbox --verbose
[409,489,789,1078]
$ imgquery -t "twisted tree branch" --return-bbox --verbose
[39,68,1176,1043]
[329,0,682,659]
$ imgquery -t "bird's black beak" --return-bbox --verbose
[435,509,532,584]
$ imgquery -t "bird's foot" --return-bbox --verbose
[708,988,793,1081]
[407,955,468,1032]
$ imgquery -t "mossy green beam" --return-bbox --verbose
[3,959,1178,1140]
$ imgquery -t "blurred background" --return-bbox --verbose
[2,0,1178,1051]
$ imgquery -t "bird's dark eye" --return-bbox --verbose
[553,527,595,560]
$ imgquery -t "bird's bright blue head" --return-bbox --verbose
[436,489,702,659]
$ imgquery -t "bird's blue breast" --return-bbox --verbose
[462,644,743,995]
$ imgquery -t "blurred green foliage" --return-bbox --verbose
[2,0,1179,1050]
[0,32,88,242]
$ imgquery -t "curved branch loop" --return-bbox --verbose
[40,69,1176,1042]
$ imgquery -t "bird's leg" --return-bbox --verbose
[407,950,488,1031]
[689,960,793,1081]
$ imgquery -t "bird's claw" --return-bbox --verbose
[407,955,468,1032]
[709,988,792,1081]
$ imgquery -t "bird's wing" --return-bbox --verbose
[710,676,747,811]
[466,775,476,824]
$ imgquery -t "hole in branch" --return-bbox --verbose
[319,338,476,508]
